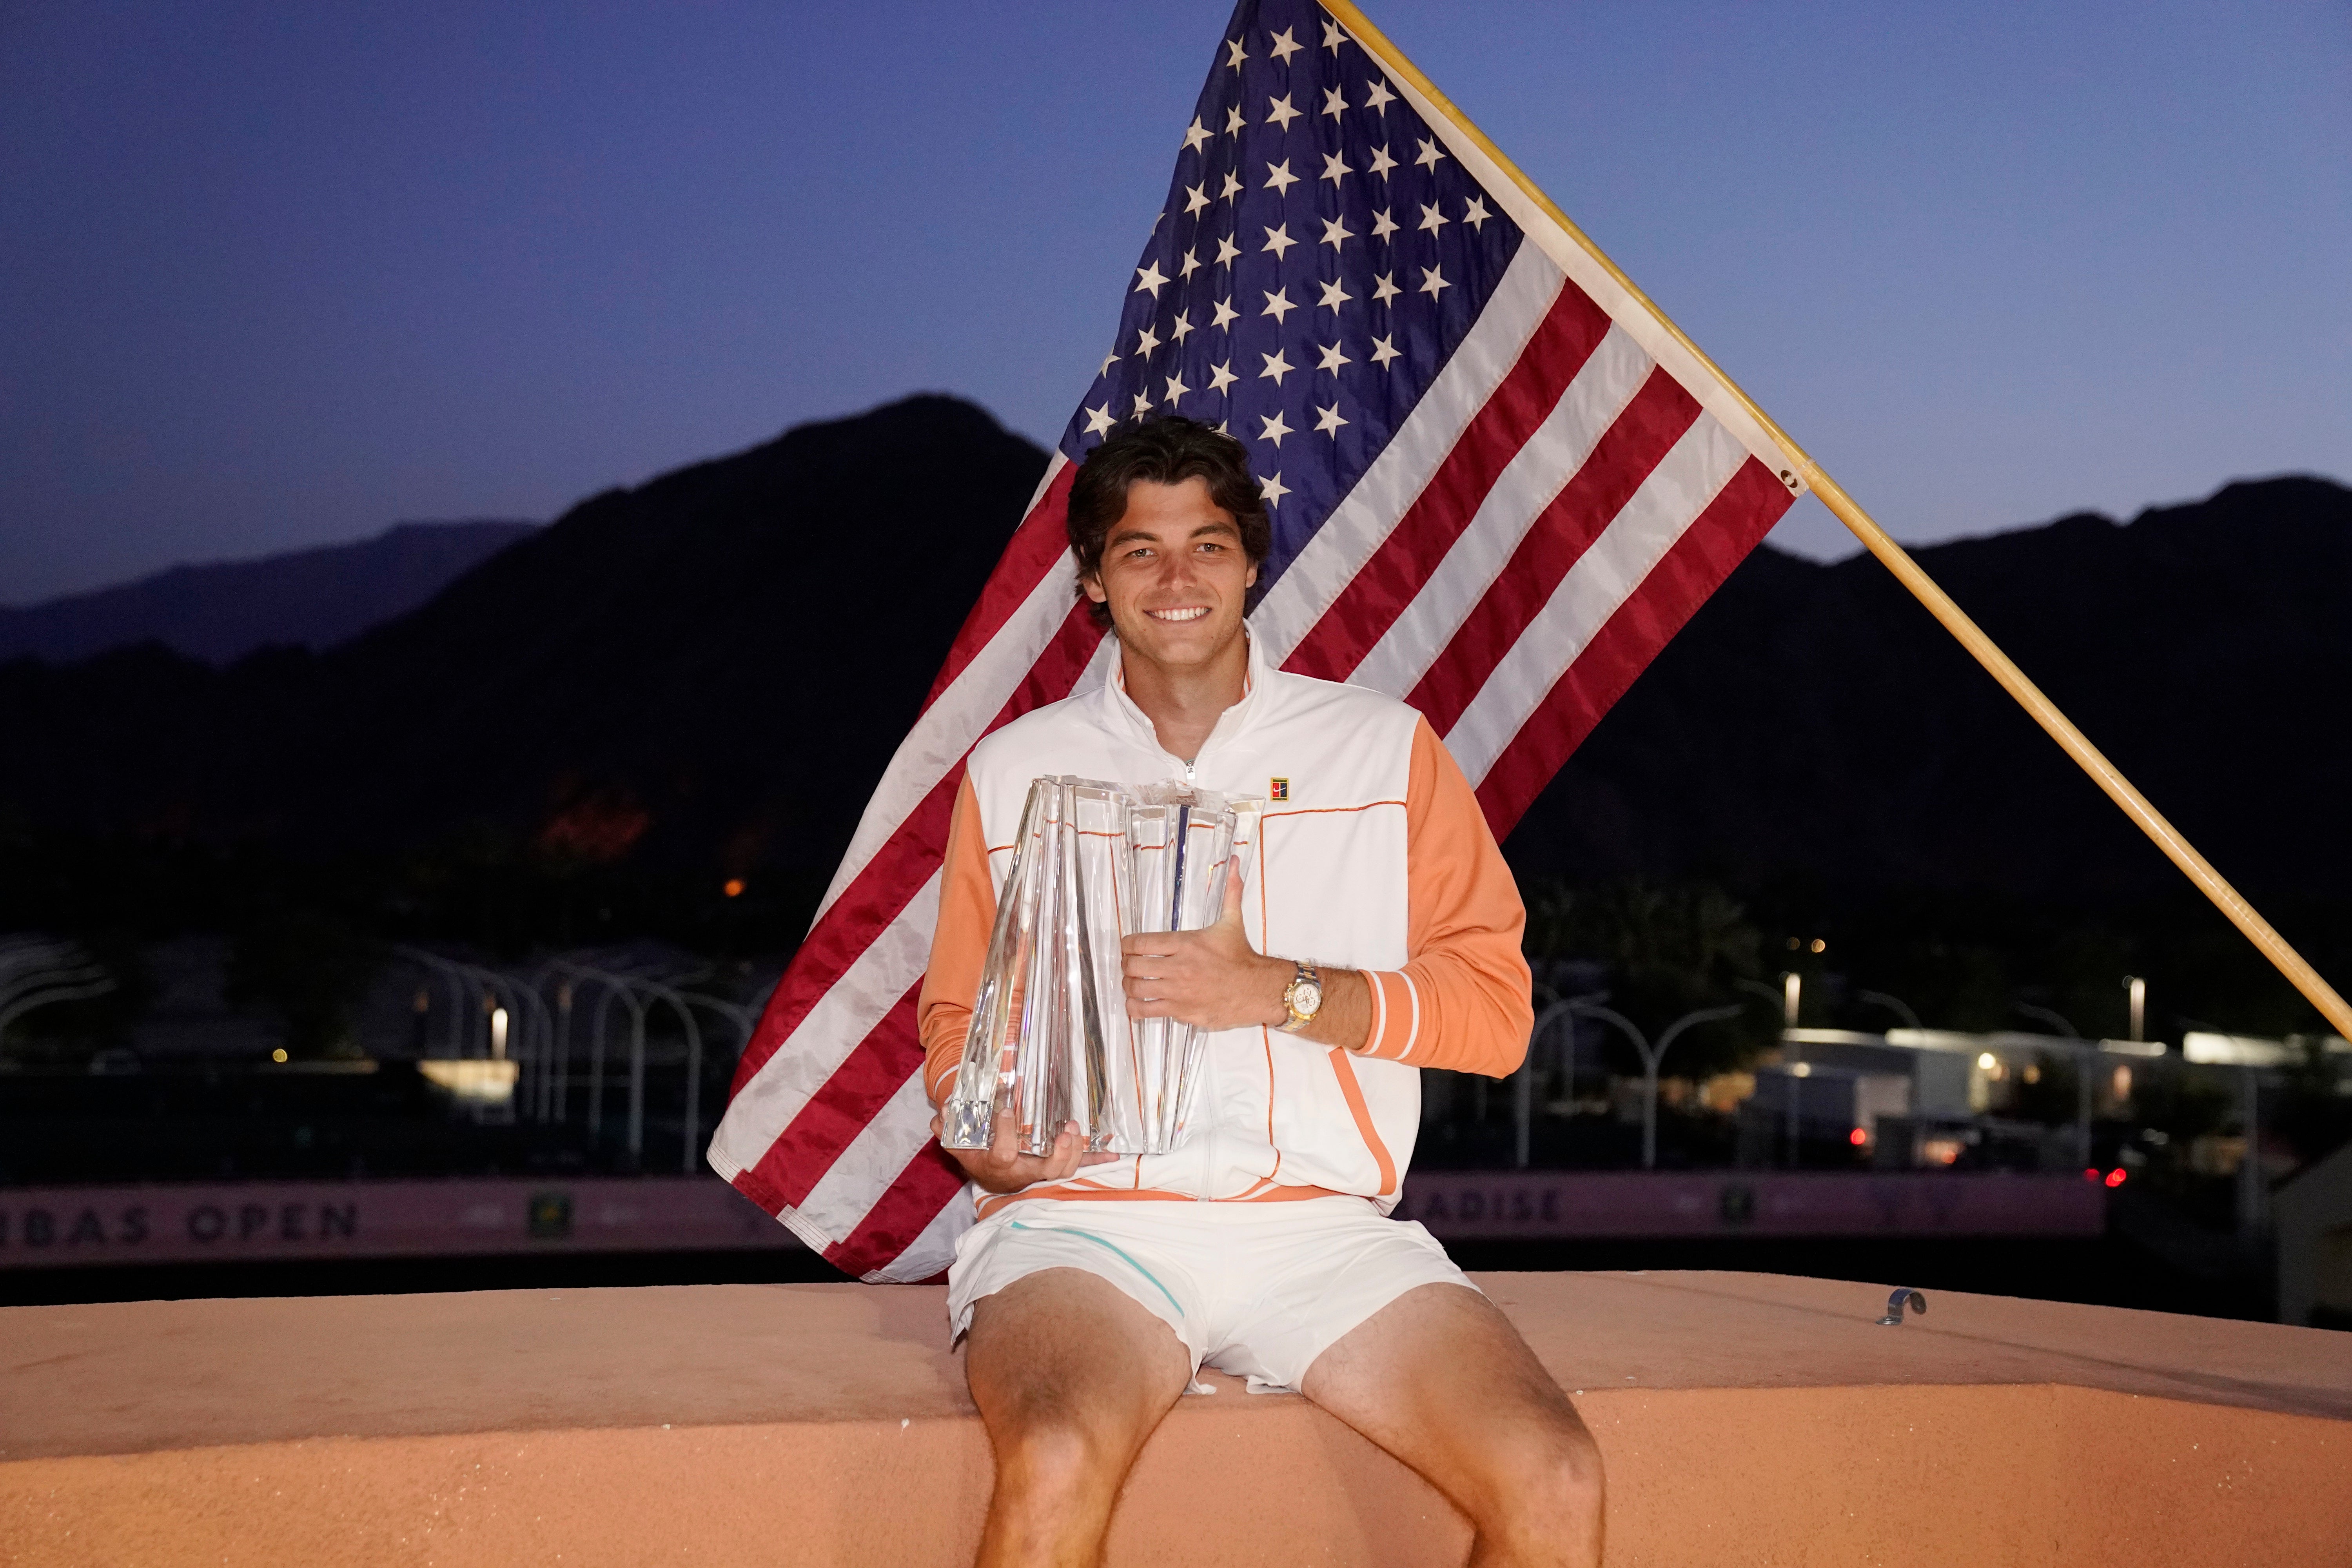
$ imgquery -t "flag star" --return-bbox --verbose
[1084,402,1116,435]
[1266,93,1302,132]
[1134,324,1161,356]
[1419,265,1451,298]
[1370,333,1402,368]
[1367,143,1398,179]
[1163,370,1191,406]
[1211,296,1239,329]
[1216,420,1229,435]
[1214,233,1241,267]
[1317,278,1353,312]
[1268,26,1303,64]
[1208,359,1238,394]
[1317,339,1352,372]
[1225,105,1246,135]
[1182,117,1211,155]
[1417,201,1450,234]
[1364,78,1396,115]
[1415,136,1447,170]
[1226,36,1248,71]
[1218,170,1243,201]
[1134,260,1170,296]
[1258,347,1295,384]
[1261,286,1297,322]
[1462,196,1492,232]
[1100,349,1118,375]
[1170,309,1195,343]
[1132,391,1154,417]
[1259,470,1290,507]
[1320,151,1353,184]
[1322,86,1348,120]
[1372,271,1400,305]
[1321,17,1347,52]
[1315,402,1348,436]
[1178,246,1201,279]
[1184,182,1209,216]
[1370,207,1399,241]
[1264,158,1300,196]
[1320,214,1355,249]
[1258,410,1293,447]
[1261,224,1298,260]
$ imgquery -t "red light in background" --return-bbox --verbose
[2104,1168,2127,1188]
[1848,1127,1867,1146]
[722,878,746,898]
[2083,1168,2102,1182]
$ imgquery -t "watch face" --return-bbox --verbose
[1292,979,1323,1016]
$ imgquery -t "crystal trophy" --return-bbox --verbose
[940,776,1260,1158]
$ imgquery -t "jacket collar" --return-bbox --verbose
[1097,622,1269,769]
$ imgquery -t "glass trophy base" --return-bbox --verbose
[941,1098,996,1150]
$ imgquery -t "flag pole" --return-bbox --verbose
[1327,0,2352,1042]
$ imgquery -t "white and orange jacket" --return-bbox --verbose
[920,630,1533,1220]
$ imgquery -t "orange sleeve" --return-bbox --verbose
[1354,719,1533,1078]
[918,772,995,1107]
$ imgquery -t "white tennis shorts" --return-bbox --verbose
[945,1194,1476,1392]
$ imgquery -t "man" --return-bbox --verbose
[922,416,1604,1567]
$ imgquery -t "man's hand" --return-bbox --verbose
[1121,864,1290,1030]
[931,1105,1116,1194]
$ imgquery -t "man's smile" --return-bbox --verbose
[1145,606,1210,622]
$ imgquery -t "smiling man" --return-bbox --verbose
[919,416,1604,1568]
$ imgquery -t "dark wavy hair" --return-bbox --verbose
[1067,416,1272,629]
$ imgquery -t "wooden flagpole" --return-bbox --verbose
[1327,0,2352,1042]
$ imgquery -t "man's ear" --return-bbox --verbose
[1081,571,1107,604]
[1245,561,1259,590]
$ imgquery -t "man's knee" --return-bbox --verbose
[1485,1417,1605,1540]
[990,1410,1131,1513]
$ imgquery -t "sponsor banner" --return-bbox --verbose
[0,1177,800,1270]
[1394,1171,2106,1240]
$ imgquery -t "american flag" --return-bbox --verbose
[708,0,1802,1281]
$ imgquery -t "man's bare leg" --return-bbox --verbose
[964,1267,1192,1568]
[1302,1283,1604,1568]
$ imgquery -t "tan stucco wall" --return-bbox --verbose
[5,1271,2348,1566]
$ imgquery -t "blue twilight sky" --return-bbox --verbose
[3,1,2347,603]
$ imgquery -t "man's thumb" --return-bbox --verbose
[1220,856,1247,924]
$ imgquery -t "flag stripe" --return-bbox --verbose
[1474,456,1794,831]
[1446,416,1755,781]
[1350,324,1653,701]
[1283,281,1612,681]
[797,1069,948,1243]
[736,982,924,1213]
[1410,368,1702,737]
[832,1138,970,1280]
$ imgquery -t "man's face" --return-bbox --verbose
[1082,476,1258,673]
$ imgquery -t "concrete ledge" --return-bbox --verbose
[5,1272,2348,1566]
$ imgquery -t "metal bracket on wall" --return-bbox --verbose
[1876,1288,1927,1327]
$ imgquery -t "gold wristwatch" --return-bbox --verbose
[1277,962,1323,1034]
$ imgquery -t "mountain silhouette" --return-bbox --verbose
[0,521,538,666]
[0,394,2343,933]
